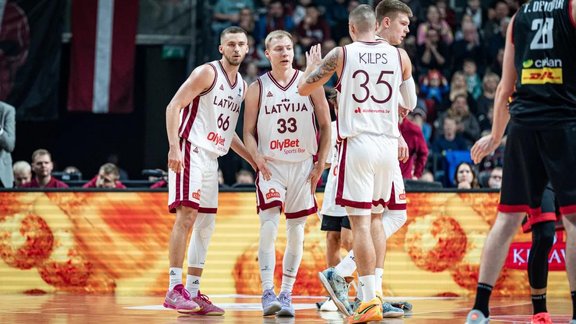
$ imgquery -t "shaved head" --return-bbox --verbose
[349,4,376,33]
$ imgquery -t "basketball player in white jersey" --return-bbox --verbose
[164,26,254,316]
[243,30,331,317]
[298,4,417,323]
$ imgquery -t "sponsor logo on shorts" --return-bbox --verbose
[192,189,201,200]
[265,188,281,200]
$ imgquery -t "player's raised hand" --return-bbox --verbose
[305,44,323,71]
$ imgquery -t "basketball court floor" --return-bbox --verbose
[0,294,573,323]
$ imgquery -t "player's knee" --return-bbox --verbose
[326,231,341,248]
[340,230,353,251]
[532,221,555,249]
[286,217,306,253]
[194,214,216,239]
[382,210,407,238]
[175,209,196,230]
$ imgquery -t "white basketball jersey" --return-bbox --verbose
[257,70,318,162]
[178,61,245,157]
[336,41,403,139]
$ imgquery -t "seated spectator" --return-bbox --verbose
[147,169,168,189]
[452,21,485,72]
[420,170,435,182]
[445,94,481,145]
[295,4,331,50]
[417,5,453,47]
[476,72,499,117]
[417,28,450,74]
[487,167,503,189]
[462,59,482,100]
[63,166,83,181]
[407,106,432,144]
[453,161,480,189]
[12,160,32,188]
[233,169,254,186]
[22,149,69,188]
[445,71,477,113]
[431,116,468,154]
[420,69,449,106]
[254,0,294,44]
[82,163,126,189]
[107,153,129,180]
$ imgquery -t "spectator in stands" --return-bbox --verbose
[325,0,354,41]
[483,0,510,42]
[452,21,485,72]
[12,161,31,187]
[420,69,449,106]
[485,16,510,63]
[487,166,503,189]
[233,169,254,186]
[107,153,128,180]
[477,72,499,116]
[212,0,254,36]
[431,116,468,154]
[254,0,294,44]
[420,170,435,183]
[447,71,477,113]
[83,163,126,189]
[489,48,505,76]
[443,94,481,145]
[295,4,331,50]
[399,114,429,180]
[407,106,432,144]
[0,101,15,188]
[417,27,450,75]
[22,149,68,188]
[292,0,311,25]
[417,5,453,46]
[463,59,482,100]
[463,0,487,30]
[453,161,480,189]
[238,8,256,34]
[63,166,82,181]
[149,169,168,189]
[243,62,259,85]
[435,0,456,31]
[245,35,269,69]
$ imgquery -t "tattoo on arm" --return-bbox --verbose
[306,50,339,84]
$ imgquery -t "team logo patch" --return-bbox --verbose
[192,189,201,200]
[265,188,281,200]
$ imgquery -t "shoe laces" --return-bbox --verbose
[196,291,213,304]
[278,292,291,307]
[175,285,192,300]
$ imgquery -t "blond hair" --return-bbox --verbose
[264,30,293,49]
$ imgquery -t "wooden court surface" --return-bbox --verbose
[0,294,573,323]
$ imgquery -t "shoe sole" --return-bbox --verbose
[263,301,282,316]
[163,302,201,314]
[318,271,350,317]
[276,308,295,317]
[383,311,404,318]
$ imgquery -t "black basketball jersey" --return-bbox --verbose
[510,0,576,126]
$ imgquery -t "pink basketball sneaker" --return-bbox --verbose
[163,284,201,313]
[191,291,225,316]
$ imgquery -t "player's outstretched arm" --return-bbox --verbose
[297,45,342,96]
[166,65,215,173]
[471,15,516,164]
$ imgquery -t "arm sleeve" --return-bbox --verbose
[400,77,417,111]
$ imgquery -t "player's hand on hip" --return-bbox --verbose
[471,134,500,164]
[255,154,272,181]
[167,147,184,174]
[398,136,409,163]
[308,162,324,194]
